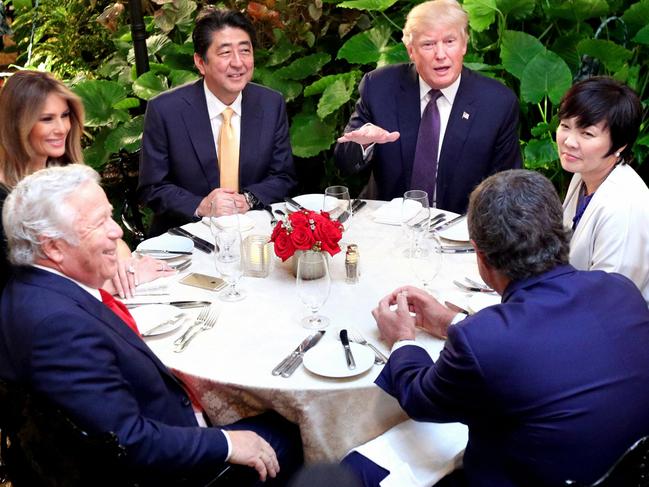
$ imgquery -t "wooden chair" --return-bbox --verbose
[565,436,649,487]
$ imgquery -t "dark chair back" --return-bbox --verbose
[565,436,649,487]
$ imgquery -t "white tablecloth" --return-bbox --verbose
[141,201,479,463]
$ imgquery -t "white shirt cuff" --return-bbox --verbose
[221,429,233,461]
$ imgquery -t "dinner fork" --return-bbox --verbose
[174,307,219,352]
[173,306,210,346]
[348,329,388,365]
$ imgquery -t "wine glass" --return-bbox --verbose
[409,234,443,295]
[215,228,246,301]
[324,185,352,230]
[402,190,430,257]
[296,252,331,330]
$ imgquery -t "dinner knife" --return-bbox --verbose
[125,300,211,309]
[339,329,356,370]
[337,199,362,224]
[168,227,215,253]
[284,197,307,211]
[280,330,325,378]
[141,313,186,337]
[431,214,466,233]
[441,246,475,254]
[137,249,193,256]
[272,333,318,376]
[352,199,366,213]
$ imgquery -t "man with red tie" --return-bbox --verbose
[0,165,302,485]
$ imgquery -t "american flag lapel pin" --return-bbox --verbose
[462,111,470,120]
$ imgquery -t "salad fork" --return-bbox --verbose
[173,306,210,346]
[347,329,388,365]
[174,307,219,352]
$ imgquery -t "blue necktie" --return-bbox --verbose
[411,90,442,205]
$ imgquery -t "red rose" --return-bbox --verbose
[272,229,296,261]
[313,213,343,256]
[291,224,315,250]
[288,210,309,228]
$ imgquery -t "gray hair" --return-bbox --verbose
[402,0,469,47]
[3,164,100,266]
[467,169,570,281]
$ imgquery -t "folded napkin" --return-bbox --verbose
[132,276,175,296]
[349,420,468,487]
[373,198,422,225]
[201,214,255,232]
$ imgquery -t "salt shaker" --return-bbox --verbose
[345,244,359,284]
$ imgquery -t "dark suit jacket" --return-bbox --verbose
[138,79,297,236]
[0,267,228,476]
[334,65,522,213]
[376,265,649,487]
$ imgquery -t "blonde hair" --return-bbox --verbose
[0,70,85,189]
[402,0,469,47]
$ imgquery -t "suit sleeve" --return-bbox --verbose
[138,100,204,220]
[375,325,494,425]
[29,310,228,472]
[334,73,374,175]
[490,92,522,172]
[241,95,297,205]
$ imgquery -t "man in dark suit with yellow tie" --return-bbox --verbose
[138,8,296,236]
[334,0,522,213]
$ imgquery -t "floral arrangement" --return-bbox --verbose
[270,210,343,261]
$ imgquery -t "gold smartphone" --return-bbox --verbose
[179,273,227,292]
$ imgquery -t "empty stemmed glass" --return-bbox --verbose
[296,251,331,329]
[324,185,352,230]
[401,190,430,257]
[409,234,443,295]
[210,200,246,301]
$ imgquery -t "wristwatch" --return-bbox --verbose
[242,191,261,210]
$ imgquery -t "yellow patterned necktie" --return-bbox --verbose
[218,107,239,191]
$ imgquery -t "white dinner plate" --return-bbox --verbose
[303,341,375,378]
[290,194,338,213]
[466,293,501,314]
[438,217,470,242]
[130,304,185,336]
[201,214,255,232]
[136,235,194,260]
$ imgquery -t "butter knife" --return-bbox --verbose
[126,300,211,309]
[284,197,306,211]
[280,331,325,378]
[339,329,356,370]
[432,214,465,233]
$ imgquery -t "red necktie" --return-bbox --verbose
[99,288,141,336]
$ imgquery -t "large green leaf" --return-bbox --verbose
[622,0,649,32]
[543,0,608,21]
[72,80,127,127]
[274,53,331,80]
[268,29,303,67]
[317,76,356,119]
[105,116,145,154]
[159,42,196,71]
[337,24,392,65]
[377,43,409,67]
[336,0,398,12]
[255,67,303,102]
[576,39,632,72]
[500,30,545,80]
[520,50,572,104]
[551,32,584,72]
[632,24,649,45]
[83,128,112,169]
[463,0,498,32]
[496,0,535,19]
[132,72,169,100]
[304,71,361,97]
[290,112,335,157]
[169,69,199,87]
[524,138,558,170]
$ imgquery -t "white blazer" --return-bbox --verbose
[563,163,649,305]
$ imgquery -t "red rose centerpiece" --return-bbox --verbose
[270,209,343,261]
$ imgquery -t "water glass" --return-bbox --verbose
[409,234,443,294]
[402,190,430,257]
[296,251,331,330]
[324,185,352,230]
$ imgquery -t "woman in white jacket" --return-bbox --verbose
[558,76,649,305]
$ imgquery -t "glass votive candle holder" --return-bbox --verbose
[242,234,271,278]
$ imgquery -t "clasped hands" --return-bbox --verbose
[197,188,249,218]
[337,123,400,147]
[372,286,458,347]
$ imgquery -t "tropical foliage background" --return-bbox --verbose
[2,0,649,205]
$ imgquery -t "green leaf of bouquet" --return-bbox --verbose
[500,30,545,80]
[290,112,335,158]
[463,0,497,32]
[304,71,361,97]
[336,0,398,12]
[520,50,572,104]
[543,0,608,22]
[73,80,127,127]
[274,53,331,80]
[105,116,145,154]
[132,72,169,101]
[337,24,392,65]
[632,24,649,45]
[169,69,199,87]
[317,77,356,119]
[496,0,535,19]
[576,39,632,73]
[524,138,558,170]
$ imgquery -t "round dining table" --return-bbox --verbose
[139,200,485,462]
